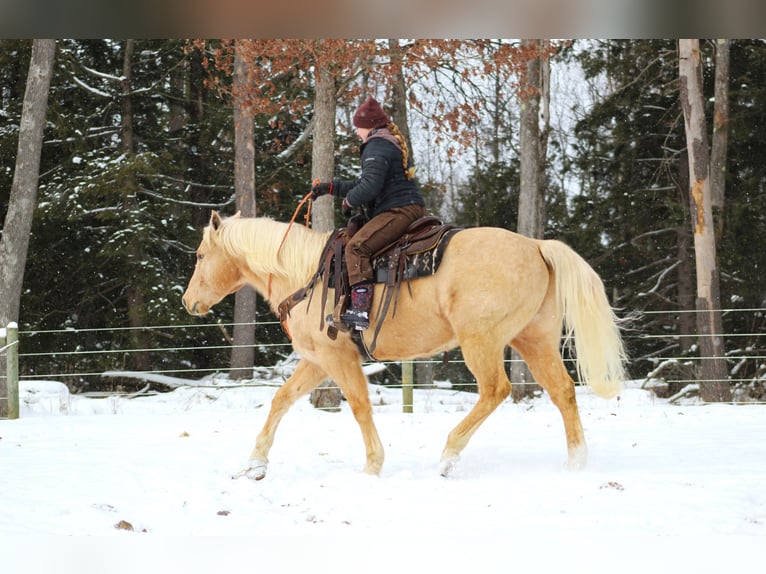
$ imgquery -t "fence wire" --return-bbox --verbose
[8,308,766,403]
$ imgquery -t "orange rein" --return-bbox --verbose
[266,182,317,301]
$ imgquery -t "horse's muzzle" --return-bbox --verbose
[182,296,199,315]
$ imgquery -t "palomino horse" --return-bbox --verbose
[182,211,626,480]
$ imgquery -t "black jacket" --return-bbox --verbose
[332,129,424,218]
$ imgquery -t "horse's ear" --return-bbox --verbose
[233,211,241,219]
[210,211,223,231]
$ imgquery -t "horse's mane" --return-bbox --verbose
[207,216,331,283]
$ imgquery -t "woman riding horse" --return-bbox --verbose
[311,96,427,331]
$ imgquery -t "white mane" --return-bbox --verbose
[210,216,331,283]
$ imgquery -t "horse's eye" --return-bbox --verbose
[197,253,204,261]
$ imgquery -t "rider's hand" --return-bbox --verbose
[311,181,332,200]
[341,197,353,217]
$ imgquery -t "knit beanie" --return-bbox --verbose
[352,96,389,129]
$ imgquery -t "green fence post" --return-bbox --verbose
[6,323,19,419]
[402,360,413,414]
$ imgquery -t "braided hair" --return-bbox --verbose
[387,122,416,180]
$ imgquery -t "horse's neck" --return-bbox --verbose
[249,273,293,312]
[231,219,327,304]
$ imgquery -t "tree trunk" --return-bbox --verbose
[490,49,502,164]
[310,62,336,233]
[512,39,545,402]
[678,39,731,402]
[120,39,152,372]
[387,39,415,158]
[0,39,56,417]
[677,151,696,355]
[188,52,210,229]
[389,39,434,391]
[710,39,729,237]
[309,60,342,410]
[230,41,257,380]
[517,40,544,241]
[673,150,697,396]
[168,56,187,225]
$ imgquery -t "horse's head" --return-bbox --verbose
[182,211,245,316]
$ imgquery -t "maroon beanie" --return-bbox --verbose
[353,96,389,129]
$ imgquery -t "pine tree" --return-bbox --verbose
[569,40,691,380]
[570,39,766,392]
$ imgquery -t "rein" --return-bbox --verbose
[267,184,315,313]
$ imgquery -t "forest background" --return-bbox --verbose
[1,39,764,402]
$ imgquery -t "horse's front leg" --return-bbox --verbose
[322,355,385,475]
[237,358,327,480]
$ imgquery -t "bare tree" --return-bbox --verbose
[230,40,257,379]
[387,38,434,391]
[511,39,549,401]
[119,39,152,372]
[678,39,731,402]
[0,39,56,417]
[308,58,343,411]
[710,39,729,238]
[310,63,336,234]
[387,39,414,157]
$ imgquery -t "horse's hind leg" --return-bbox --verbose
[239,358,328,480]
[440,339,511,477]
[512,334,587,469]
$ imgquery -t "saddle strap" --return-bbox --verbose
[277,286,310,340]
[368,243,408,355]
[278,229,344,340]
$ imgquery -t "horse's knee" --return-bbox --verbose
[483,378,511,404]
[497,379,511,401]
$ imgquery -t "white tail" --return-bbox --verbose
[538,240,627,399]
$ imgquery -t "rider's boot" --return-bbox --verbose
[341,282,373,331]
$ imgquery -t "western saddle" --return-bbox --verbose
[277,216,461,358]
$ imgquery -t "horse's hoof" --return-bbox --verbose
[566,446,588,470]
[247,465,267,480]
[232,460,268,481]
[439,456,459,478]
[363,463,382,476]
[566,458,587,471]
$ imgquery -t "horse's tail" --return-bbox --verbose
[538,239,627,399]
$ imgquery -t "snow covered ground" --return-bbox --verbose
[1,369,764,572]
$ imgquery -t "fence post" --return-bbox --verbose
[1,323,20,419]
[402,360,413,414]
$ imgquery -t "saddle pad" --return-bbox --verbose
[372,227,461,283]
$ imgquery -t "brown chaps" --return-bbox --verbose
[345,204,427,285]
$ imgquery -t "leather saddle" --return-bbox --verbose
[353,214,457,283]
[278,216,462,356]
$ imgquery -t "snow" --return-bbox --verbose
[1,371,764,571]
[71,75,112,98]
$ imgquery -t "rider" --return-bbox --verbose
[311,96,427,331]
